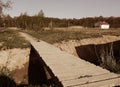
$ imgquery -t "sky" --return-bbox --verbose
[3,0,120,18]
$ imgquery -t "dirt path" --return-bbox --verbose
[19,32,38,42]
[6,27,37,42]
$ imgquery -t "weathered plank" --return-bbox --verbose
[30,41,120,87]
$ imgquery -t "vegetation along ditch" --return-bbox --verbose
[54,36,120,73]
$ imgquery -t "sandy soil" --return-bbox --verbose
[0,31,35,84]
[19,32,37,42]
[54,35,120,56]
[0,48,30,71]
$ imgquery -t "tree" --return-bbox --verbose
[0,0,11,17]
[38,9,45,17]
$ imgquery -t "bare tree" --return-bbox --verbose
[0,0,11,17]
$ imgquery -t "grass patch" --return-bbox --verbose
[24,30,102,44]
[24,28,120,44]
[0,29,30,50]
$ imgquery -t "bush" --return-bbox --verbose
[100,43,120,73]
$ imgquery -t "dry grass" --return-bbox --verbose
[24,28,120,44]
[0,29,30,50]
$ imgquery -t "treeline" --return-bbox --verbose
[79,16,120,28]
[1,14,120,30]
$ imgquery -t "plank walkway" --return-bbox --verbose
[31,41,120,87]
[19,32,120,87]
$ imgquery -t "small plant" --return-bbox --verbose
[0,66,12,77]
[0,63,16,87]
[0,75,16,87]
[100,43,120,73]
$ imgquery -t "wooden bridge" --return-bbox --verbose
[28,40,120,87]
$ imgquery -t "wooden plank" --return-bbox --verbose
[31,41,120,87]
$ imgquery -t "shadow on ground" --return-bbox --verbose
[0,45,63,87]
[75,40,120,72]
[28,45,63,87]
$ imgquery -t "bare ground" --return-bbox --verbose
[19,32,37,42]
[0,48,30,71]
[0,29,37,84]
[54,35,120,56]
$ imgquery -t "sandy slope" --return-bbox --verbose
[0,48,30,71]
[54,35,120,56]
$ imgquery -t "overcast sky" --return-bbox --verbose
[3,0,120,18]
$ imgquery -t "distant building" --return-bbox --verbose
[95,21,110,29]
